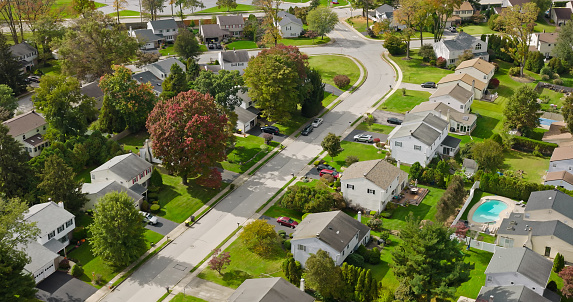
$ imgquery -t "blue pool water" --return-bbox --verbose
[539,118,558,126]
[472,200,508,223]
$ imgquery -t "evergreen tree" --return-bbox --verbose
[301,68,324,118]
[305,250,345,299]
[554,253,565,273]
[37,155,88,214]
[0,124,33,199]
[173,29,202,59]
[161,63,188,99]
[0,34,27,95]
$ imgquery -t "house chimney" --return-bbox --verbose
[300,278,305,291]
[397,160,400,169]
[48,197,52,204]
[485,35,489,45]
[471,80,475,95]
[233,47,236,53]
[447,109,451,123]
[358,211,362,222]
[58,201,64,208]
[489,295,494,302]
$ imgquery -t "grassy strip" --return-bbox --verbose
[350,115,364,127]
[256,177,297,213]
[112,239,171,288]
[372,90,391,108]
[195,187,233,219]
[157,292,170,302]
[307,151,325,165]
[248,149,280,176]
[350,59,367,93]
[321,98,344,117]
[189,227,243,273]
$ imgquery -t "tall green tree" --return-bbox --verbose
[0,124,34,199]
[436,175,465,222]
[306,7,338,39]
[0,34,27,95]
[0,84,18,121]
[300,68,324,118]
[553,19,573,66]
[392,213,471,301]
[504,85,541,134]
[89,191,147,267]
[31,16,66,66]
[428,0,463,42]
[32,74,96,141]
[243,14,261,41]
[216,0,237,11]
[186,58,201,83]
[161,63,188,99]
[173,29,202,60]
[193,69,245,111]
[141,0,166,20]
[499,3,539,76]
[37,154,88,214]
[305,249,345,300]
[562,95,573,134]
[321,133,342,160]
[471,139,504,173]
[532,0,552,19]
[72,0,97,17]
[239,219,278,256]
[252,0,283,45]
[282,255,302,287]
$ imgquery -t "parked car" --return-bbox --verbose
[27,75,40,83]
[139,211,158,225]
[316,164,336,172]
[449,27,457,33]
[353,134,373,143]
[387,117,403,125]
[332,0,339,3]
[277,216,298,228]
[421,82,436,88]
[320,169,340,179]
[208,44,215,49]
[216,44,222,49]
[312,118,323,128]
[301,124,313,136]
[261,126,280,134]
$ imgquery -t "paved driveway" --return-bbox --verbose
[371,110,406,127]
[145,217,178,236]
[247,127,287,143]
[36,271,97,302]
[343,129,389,143]
[260,215,297,235]
[399,82,438,93]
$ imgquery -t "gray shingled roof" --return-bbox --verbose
[80,81,104,100]
[149,57,186,74]
[441,135,461,148]
[278,12,303,26]
[463,158,478,170]
[409,102,477,126]
[133,71,163,93]
[21,241,58,275]
[82,180,143,203]
[133,29,164,43]
[292,211,370,253]
[497,213,573,246]
[390,122,441,147]
[526,190,573,221]
[9,42,37,57]
[553,7,572,20]
[220,50,250,63]
[342,159,409,191]
[404,112,449,130]
[234,106,257,123]
[228,277,315,302]
[24,202,75,237]
[478,285,559,302]
[441,32,478,52]
[217,15,244,27]
[430,84,473,103]
[149,19,178,30]
[91,153,152,182]
[375,4,394,14]
[2,111,46,137]
[485,247,553,287]
[200,24,230,38]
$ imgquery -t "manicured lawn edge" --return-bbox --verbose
[307,151,325,165]
[157,292,170,302]
[350,58,367,93]
[190,226,243,273]
[248,148,281,175]
[256,177,297,213]
[351,115,364,126]
[112,239,171,288]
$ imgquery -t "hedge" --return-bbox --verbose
[480,173,573,201]
[511,136,557,156]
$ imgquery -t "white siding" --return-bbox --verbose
[438,80,483,99]
[549,159,573,173]
[485,272,546,296]
[429,95,472,113]
[279,22,303,38]
[90,167,152,189]
[544,179,573,191]
[291,237,343,268]
[341,177,406,212]
[455,67,493,83]
[32,258,57,284]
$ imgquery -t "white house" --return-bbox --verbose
[218,49,250,74]
[549,146,573,172]
[452,2,474,20]
[81,180,145,210]
[551,7,572,26]
[455,58,496,84]
[433,32,489,66]
[217,15,244,37]
[90,153,153,196]
[340,159,409,212]
[2,111,49,158]
[234,106,258,133]
[277,11,303,38]
[437,73,487,99]
[530,32,559,58]
[290,211,370,268]
[23,201,75,283]
[9,42,38,71]
[477,285,561,302]
[144,57,186,80]
[128,28,164,50]
[544,170,573,191]
[148,18,178,42]
[428,84,474,113]
[228,277,315,302]
[410,101,477,134]
[373,4,394,22]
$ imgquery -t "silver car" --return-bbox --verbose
[353,134,373,143]
[139,211,158,225]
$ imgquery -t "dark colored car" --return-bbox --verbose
[320,169,340,179]
[208,44,215,49]
[277,216,299,228]
[387,117,403,125]
[316,164,336,172]
[301,124,313,136]
[216,44,222,49]
[261,126,280,134]
[450,27,457,33]
[28,75,41,83]
[421,82,436,88]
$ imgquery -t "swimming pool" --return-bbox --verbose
[539,118,558,126]
[472,200,508,223]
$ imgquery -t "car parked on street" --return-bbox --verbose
[316,164,336,172]
[312,118,323,128]
[449,27,457,32]
[353,134,373,143]
[277,216,299,228]
[421,82,436,88]
[27,75,40,83]
[387,117,403,125]
[261,126,280,134]
[301,124,313,136]
[319,169,340,179]
[139,211,158,225]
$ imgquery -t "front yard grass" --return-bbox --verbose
[355,122,396,134]
[455,248,494,299]
[326,141,386,171]
[383,184,444,231]
[502,149,550,183]
[226,40,257,50]
[391,49,454,84]
[195,4,259,13]
[171,294,208,302]
[457,24,496,35]
[274,37,331,47]
[308,55,361,91]
[346,16,369,33]
[38,60,62,76]
[378,89,431,113]
[159,45,175,56]
[107,10,140,17]
[272,112,308,136]
[220,136,279,174]
[118,131,149,153]
[323,92,338,107]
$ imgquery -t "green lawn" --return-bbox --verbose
[107,10,141,17]
[273,37,331,47]
[470,100,505,140]
[52,0,106,18]
[38,60,62,76]
[308,55,361,91]
[534,19,557,33]
[355,122,396,134]
[197,237,287,289]
[455,248,494,299]
[195,4,259,13]
[378,90,431,113]
[383,184,444,231]
[272,112,308,136]
[159,45,175,56]
[283,0,309,2]
[323,92,338,107]
[170,294,208,302]
[226,40,257,50]
[74,165,97,184]
[549,271,573,302]
[539,88,566,111]
[458,24,496,35]
[346,16,369,32]
[220,136,279,174]
[118,131,149,153]
[502,149,550,183]
[324,141,386,171]
[264,204,305,222]
[319,0,349,6]
[391,49,454,84]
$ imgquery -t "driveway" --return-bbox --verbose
[36,271,97,302]
[216,167,240,184]
[325,83,344,96]
[343,129,389,144]
[145,217,178,236]
[399,82,438,93]
[247,127,287,143]
[371,110,406,127]
[260,215,297,235]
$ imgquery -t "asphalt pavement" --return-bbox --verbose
[344,129,388,143]
[145,217,178,236]
[36,271,97,302]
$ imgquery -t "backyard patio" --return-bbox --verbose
[390,185,429,207]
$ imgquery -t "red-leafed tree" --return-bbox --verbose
[146,90,231,186]
[208,248,231,275]
[454,222,469,239]
[559,266,573,298]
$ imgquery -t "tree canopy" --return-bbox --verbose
[471,139,504,172]
[173,29,202,59]
[504,85,541,134]
[305,249,345,300]
[239,219,278,256]
[0,33,27,95]
[0,84,18,122]
[553,18,573,66]
[193,69,245,111]
[306,7,338,39]
[280,185,336,213]
[499,3,539,76]
[161,63,188,100]
[321,133,342,160]
[0,124,34,199]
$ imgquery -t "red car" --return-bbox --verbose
[320,169,340,179]
[277,217,299,228]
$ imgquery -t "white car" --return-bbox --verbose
[312,118,323,128]
[139,211,158,225]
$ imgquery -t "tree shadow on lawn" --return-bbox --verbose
[472,115,500,140]
[464,249,492,265]
[221,269,253,287]
[389,203,432,226]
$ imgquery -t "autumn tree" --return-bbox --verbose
[504,85,541,134]
[0,84,18,121]
[173,29,202,59]
[142,0,166,20]
[239,219,278,256]
[321,133,342,160]
[395,0,419,58]
[428,0,463,42]
[499,3,539,76]
[471,139,504,172]
[161,63,188,100]
[0,33,27,95]
[553,18,573,66]
[112,0,128,22]
[208,248,231,275]
[72,0,97,16]
[146,90,231,185]
[349,0,377,28]
[193,69,245,111]
[307,7,338,39]
[305,250,345,300]
[253,0,283,45]
[216,0,237,12]
[53,11,139,81]
[559,266,573,298]
[37,155,88,214]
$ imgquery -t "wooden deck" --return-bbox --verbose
[391,187,429,206]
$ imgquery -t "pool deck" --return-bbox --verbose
[467,196,525,233]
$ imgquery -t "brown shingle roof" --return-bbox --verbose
[537,32,559,44]
[410,101,477,126]
[429,84,474,103]
[342,159,409,190]
[438,73,487,91]
[217,15,244,27]
[456,58,495,75]
[24,134,45,147]
[2,111,46,137]
[545,170,573,186]
[551,146,573,162]
[457,2,474,11]
[553,8,572,20]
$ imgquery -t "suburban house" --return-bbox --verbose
[452,2,474,21]
[530,32,559,58]
[410,101,477,133]
[455,58,496,84]
[477,285,560,302]
[291,211,370,268]
[543,121,573,146]
[81,81,104,110]
[228,277,314,302]
[437,73,487,99]
[90,153,153,197]
[551,7,572,26]
[133,70,164,95]
[549,146,573,172]
[128,28,165,50]
[2,111,49,158]
[482,247,558,301]
[81,180,145,210]
[433,32,489,66]
[428,84,474,113]
[277,12,303,38]
[22,201,75,283]
[199,24,230,43]
[387,112,461,167]
[523,190,573,224]
[340,159,409,212]
[217,15,244,37]
[218,49,250,74]
[544,170,573,191]
[9,42,38,71]
[144,57,186,80]
[139,139,162,164]
[234,90,259,133]
[462,158,478,177]
[147,18,178,42]
[371,4,406,30]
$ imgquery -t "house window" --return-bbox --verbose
[57,225,65,233]
[48,231,55,240]
[475,43,481,50]
[367,189,376,194]
[297,244,306,251]
[395,141,402,147]
[23,135,26,139]
[347,184,354,189]
[449,59,455,64]
[460,105,464,109]
[65,219,73,227]
[414,145,421,151]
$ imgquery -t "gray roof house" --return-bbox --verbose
[129,28,165,50]
[9,42,38,70]
[428,84,474,113]
[228,277,315,302]
[133,71,164,95]
[409,101,477,134]
[144,57,186,80]
[217,15,244,37]
[291,211,370,268]
[81,81,104,109]
[524,189,573,223]
[277,11,303,38]
[478,285,560,302]
[148,18,178,41]
[433,32,489,66]
[81,180,145,210]
[90,153,153,195]
[21,241,59,284]
[199,24,230,43]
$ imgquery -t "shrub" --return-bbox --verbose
[283,239,291,250]
[488,78,500,89]
[149,168,163,189]
[508,67,520,76]
[553,253,565,273]
[547,280,558,292]
[552,72,560,79]
[93,274,104,286]
[541,74,551,81]
[373,138,380,143]
[418,44,436,62]
[402,87,406,95]
[554,78,564,85]
[380,212,391,219]
[150,204,160,213]
[379,230,390,242]
[314,160,321,166]
[548,57,567,74]
[333,179,341,188]
[321,174,334,184]
[524,51,545,73]
[263,133,273,144]
[383,34,406,55]
[333,75,350,88]
[346,253,365,267]
[429,59,436,66]
[540,66,553,76]
[71,264,84,278]
[73,227,87,241]
[369,247,381,264]
[141,200,149,212]
[59,258,71,270]
[511,136,557,156]
[278,230,287,238]
[367,218,383,231]
[492,62,499,72]
[436,57,446,68]
[147,192,158,201]
[345,155,359,167]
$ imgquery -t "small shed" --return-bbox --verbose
[463,158,478,177]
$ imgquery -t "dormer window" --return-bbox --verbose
[23,135,26,139]
[475,43,481,50]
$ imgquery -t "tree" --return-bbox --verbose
[280,185,336,213]
[499,3,539,77]
[13,0,57,43]
[282,255,302,286]
[560,266,573,298]
[471,139,504,172]
[392,213,471,301]
[216,0,237,11]
[0,84,17,121]
[0,0,24,44]
[0,34,27,95]
[553,253,565,273]
[321,133,342,160]
[525,51,545,73]
[72,0,97,16]
[504,85,541,134]
[562,95,573,134]
[436,175,465,222]
[244,14,261,41]
[53,11,139,81]
[307,7,338,39]
[112,0,128,23]
[147,90,231,185]
[33,74,97,141]
[0,124,34,199]
[31,16,66,65]
[553,19,573,66]
[37,155,87,214]
[0,197,40,301]
[98,65,157,133]
[175,0,204,17]
[253,0,283,46]
[410,162,424,180]
[89,191,147,267]
[395,0,419,59]
[239,219,278,256]
[193,69,245,111]
[173,29,202,59]
[457,49,474,64]
[141,0,165,20]
[305,249,345,299]
[428,0,463,42]
[208,248,231,275]
[300,68,324,118]
[532,0,552,20]
[418,44,436,62]
[161,63,188,99]
[135,50,160,68]
[383,33,406,55]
